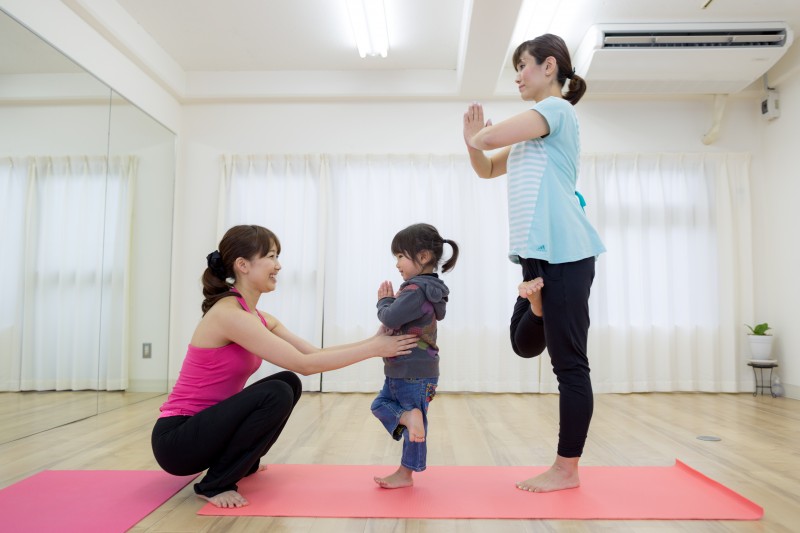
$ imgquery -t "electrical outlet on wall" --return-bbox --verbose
[143,343,152,359]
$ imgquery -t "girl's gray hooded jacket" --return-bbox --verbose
[376,273,449,379]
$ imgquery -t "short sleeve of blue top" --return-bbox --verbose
[506,96,606,264]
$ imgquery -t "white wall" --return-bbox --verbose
[758,73,800,397]
[5,0,780,394]
[172,97,766,386]
[0,105,110,154]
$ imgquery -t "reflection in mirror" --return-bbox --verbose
[99,91,174,413]
[0,9,175,441]
[0,9,111,442]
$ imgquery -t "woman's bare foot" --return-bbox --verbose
[374,466,414,489]
[516,455,580,493]
[197,490,249,508]
[398,408,425,442]
[518,278,544,317]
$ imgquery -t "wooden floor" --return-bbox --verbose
[1,391,798,532]
[0,391,164,444]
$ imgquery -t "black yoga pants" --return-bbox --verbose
[151,370,302,497]
[509,256,595,458]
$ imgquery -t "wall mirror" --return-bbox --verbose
[0,9,175,444]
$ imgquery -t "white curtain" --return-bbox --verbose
[321,155,539,392]
[0,156,135,391]
[99,156,137,390]
[220,155,327,391]
[220,154,539,392]
[0,158,25,390]
[220,152,753,393]
[580,153,753,393]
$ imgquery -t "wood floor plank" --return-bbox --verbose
[1,391,797,532]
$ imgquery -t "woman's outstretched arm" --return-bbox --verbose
[208,303,416,376]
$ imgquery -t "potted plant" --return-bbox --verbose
[745,322,773,360]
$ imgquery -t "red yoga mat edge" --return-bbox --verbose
[673,459,764,519]
[196,461,763,521]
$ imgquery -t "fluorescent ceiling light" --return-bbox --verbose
[346,0,389,58]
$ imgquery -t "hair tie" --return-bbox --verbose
[566,67,576,80]
[206,250,227,280]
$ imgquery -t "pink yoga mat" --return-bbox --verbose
[198,460,762,520]
[0,470,197,533]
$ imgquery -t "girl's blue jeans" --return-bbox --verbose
[370,376,438,472]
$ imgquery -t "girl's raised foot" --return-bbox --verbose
[398,408,425,442]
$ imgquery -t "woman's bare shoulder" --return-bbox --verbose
[192,296,246,345]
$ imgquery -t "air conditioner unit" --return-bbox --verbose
[574,22,794,94]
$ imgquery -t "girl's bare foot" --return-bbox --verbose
[518,278,544,317]
[197,490,249,508]
[398,408,425,442]
[374,466,414,489]
[516,455,580,493]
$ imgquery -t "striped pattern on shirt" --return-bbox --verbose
[507,138,547,258]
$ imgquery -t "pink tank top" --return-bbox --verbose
[158,290,266,417]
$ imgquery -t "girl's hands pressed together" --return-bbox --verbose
[377,280,395,300]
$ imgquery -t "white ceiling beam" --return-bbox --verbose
[457,0,523,100]
[62,0,187,99]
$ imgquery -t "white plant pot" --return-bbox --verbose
[747,335,773,360]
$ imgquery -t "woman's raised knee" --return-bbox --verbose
[513,343,544,359]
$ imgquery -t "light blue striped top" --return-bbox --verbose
[506,96,605,264]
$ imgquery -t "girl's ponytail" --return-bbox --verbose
[441,238,459,273]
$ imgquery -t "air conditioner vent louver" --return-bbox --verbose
[574,23,794,94]
[603,30,788,48]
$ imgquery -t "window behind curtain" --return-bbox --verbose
[0,156,134,391]
[221,152,753,393]
[579,153,752,393]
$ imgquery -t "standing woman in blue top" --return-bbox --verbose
[462,34,605,493]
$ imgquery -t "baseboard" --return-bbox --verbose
[126,379,170,393]
[781,382,799,400]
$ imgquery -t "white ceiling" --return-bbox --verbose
[39,0,800,101]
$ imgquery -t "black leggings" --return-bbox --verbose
[151,371,302,497]
[510,257,595,458]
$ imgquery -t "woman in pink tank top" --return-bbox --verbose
[151,224,418,508]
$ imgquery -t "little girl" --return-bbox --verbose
[371,223,459,489]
